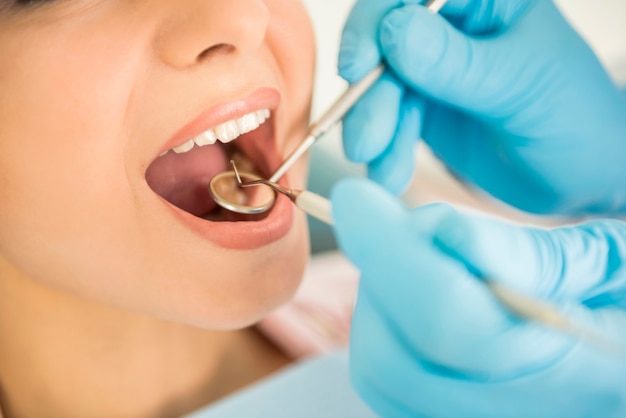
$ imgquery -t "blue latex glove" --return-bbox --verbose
[331,178,626,418]
[339,0,626,215]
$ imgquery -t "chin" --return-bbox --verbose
[171,216,310,331]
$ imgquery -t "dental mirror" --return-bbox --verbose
[209,169,275,215]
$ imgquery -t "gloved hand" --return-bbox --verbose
[339,0,626,215]
[331,178,626,418]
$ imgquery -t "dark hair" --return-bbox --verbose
[1,0,49,12]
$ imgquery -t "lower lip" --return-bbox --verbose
[163,180,295,250]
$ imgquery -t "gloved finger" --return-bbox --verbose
[332,179,573,376]
[352,291,626,417]
[367,93,424,195]
[377,3,545,117]
[338,0,403,83]
[431,212,626,360]
[373,225,574,377]
[434,215,626,305]
[342,71,404,163]
[339,0,532,83]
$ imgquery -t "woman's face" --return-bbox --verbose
[0,0,315,328]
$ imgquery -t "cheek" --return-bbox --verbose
[266,0,316,119]
[0,26,144,269]
[0,20,156,306]
[0,19,147,206]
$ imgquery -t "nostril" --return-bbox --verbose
[155,0,270,69]
[197,43,235,63]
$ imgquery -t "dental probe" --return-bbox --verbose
[208,0,448,215]
[486,281,626,358]
[267,67,383,183]
[267,0,447,184]
[231,161,333,225]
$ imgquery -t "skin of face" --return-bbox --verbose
[0,0,315,331]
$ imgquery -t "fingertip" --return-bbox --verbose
[367,141,415,195]
[379,5,448,74]
[368,159,414,196]
[341,73,404,163]
[366,132,416,195]
[338,0,384,84]
[367,92,423,195]
[338,30,381,83]
[342,108,378,163]
[379,6,413,49]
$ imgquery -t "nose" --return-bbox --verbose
[155,0,270,69]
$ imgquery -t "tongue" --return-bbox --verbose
[146,144,228,216]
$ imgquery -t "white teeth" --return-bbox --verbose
[162,108,271,156]
[236,113,259,134]
[215,120,239,143]
[194,130,216,146]
[173,139,195,154]
[256,110,269,123]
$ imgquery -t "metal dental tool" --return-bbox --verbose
[208,0,448,215]
[227,161,334,224]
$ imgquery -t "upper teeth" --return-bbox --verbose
[167,109,271,155]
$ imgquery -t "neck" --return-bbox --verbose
[0,258,289,418]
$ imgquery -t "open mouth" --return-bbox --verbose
[145,108,276,222]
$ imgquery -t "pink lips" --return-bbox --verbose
[151,87,295,250]
[164,188,295,250]
[159,88,280,156]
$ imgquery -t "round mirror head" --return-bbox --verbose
[208,170,276,215]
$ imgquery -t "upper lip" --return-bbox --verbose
[156,87,281,157]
